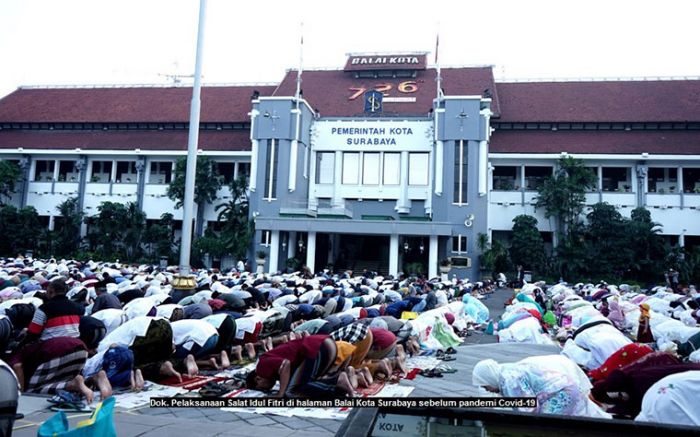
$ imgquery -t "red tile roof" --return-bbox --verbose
[496,80,700,123]
[490,130,700,155]
[0,85,275,123]
[0,130,251,151]
[272,67,499,117]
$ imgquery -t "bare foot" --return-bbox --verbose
[220,350,230,369]
[231,345,243,362]
[360,367,373,386]
[207,357,220,370]
[94,370,112,400]
[67,374,94,404]
[357,372,369,388]
[279,334,289,344]
[346,366,358,389]
[185,355,199,377]
[160,361,182,383]
[134,369,144,391]
[245,343,256,360]
[375,359,392,380]
[396,344,406,362]
[336,372,355,397]
[289,331,298,341]
[264,337,273,351]
[393,355,408,375]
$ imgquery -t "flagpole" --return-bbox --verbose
[295,22,303,102]
[179,0,207,276]
[435,30,442,100]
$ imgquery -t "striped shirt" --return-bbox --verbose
[28,296,83,341]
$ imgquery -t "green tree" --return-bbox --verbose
[0,160,21,204]
[585,202,633,281]
[626,207,665,284]
[477,233,510,279]
[535,157,596,280]
[167,156,222,237]
[54,197,84,257]
[509,215,546,273]
[216,175,254,261]
[0,205,43,256]
[85,201,145,261]
[144,213,176,263]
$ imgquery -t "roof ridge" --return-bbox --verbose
[19,83,278,90]
[496,76,700,83]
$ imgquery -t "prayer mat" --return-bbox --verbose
[158,375,227,391]
[356,380,386,396]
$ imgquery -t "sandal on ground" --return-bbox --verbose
[441,355,456,362]
[435,365,457,374]
[48,390,83,406]
[435,350,446,360]
[199,382,229,397]
[419,369,443,378]
[445,347,457,355]
[50,401,93,413]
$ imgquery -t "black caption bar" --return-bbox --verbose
[149,397,537,409]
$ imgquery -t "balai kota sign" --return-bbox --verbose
[344,53,427,71]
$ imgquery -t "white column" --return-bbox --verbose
[389,234,399,276]
[287,232,297,259]
[478,140,488,196]
[269,230,280,273]
[248,108,259,191]
[397,151,409,213]
[435,140,444,195]
[679,232,686,248]
[332,151,343,208]
[288,108,301,192]
[306,232,316,273]
[428,235,438,279]
[48,215,55,231]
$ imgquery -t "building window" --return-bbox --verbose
[116,161,137,183]
[57,160,78,182]
[648,167,678,193]
[149,161,172,184]
[264,139,279,200]
[216,162,235,184]
[453,141,468,204]
[602,167,631,192]
[492,166,518,191]
[524,166,552,191]
[315,152,334,184]
[34,160,55,182]
[90,161,112,183]
[452,235,468,253]
[342,152,360,185]
[261,230,271,247]
[408,153,429,186]
[362,153,380,185]
[683,168,700,193]
[383,153,400,185]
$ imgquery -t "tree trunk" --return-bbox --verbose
[195,202,205,237]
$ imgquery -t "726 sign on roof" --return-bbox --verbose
[348,81,419,100]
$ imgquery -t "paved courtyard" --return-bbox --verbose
[12,288,560,436]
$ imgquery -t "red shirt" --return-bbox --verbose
[256,334,329,380]
[370,328,396,351]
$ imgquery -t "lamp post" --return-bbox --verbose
[178,0,208,279]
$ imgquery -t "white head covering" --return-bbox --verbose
[472,359,501,388]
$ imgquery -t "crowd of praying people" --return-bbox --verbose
[0,257,490,405]
[1,255,699,428]
[472,280,700,426]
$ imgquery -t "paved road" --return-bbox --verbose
[12,288,560,436]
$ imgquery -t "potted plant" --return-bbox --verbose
[255,250,267,266]
[439,258,452,274]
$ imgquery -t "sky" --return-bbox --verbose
[1,0,699,98]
